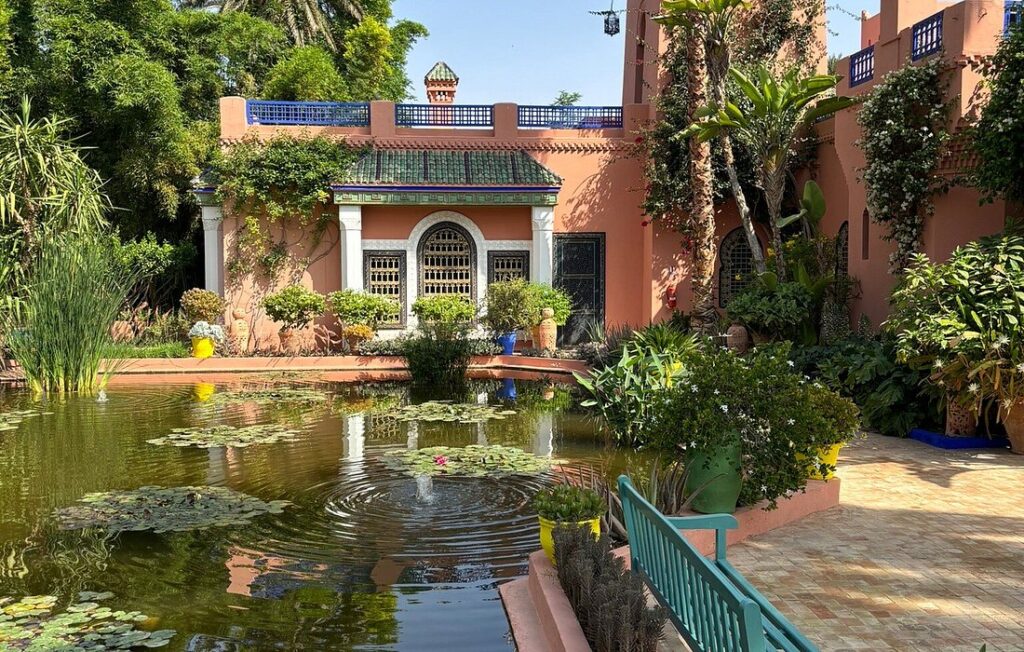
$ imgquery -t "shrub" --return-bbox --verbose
[650,343,860,507]
[973,24,1024,206]
[533,485,605,522]
[553,525,666,652]
[412,295,476,325]
[327,290,399,328]
[402,323,472,388]
[483,279,532,333]
[263,45,348,101]
[4,236,132,394]
[525,283,572,326]
[342,323,374,344]
[262,285,325,331]
[886,232,1024,418]
[180,288,226,324]
[727,280,813,340]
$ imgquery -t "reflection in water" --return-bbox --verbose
[0,378,640,651]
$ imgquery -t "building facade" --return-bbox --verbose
[196,0,1020,348]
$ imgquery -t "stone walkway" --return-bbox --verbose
[675,435,1024,652]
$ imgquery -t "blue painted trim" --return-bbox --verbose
[1007,1,1024,33]
[849,45,875,88]
[911,11,944,61]
[908,429,1009,450]
[330,184,561,193]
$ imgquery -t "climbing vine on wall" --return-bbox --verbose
[211,133,362,281]
[858,59,950,272]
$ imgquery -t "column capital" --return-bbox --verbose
[200,205,223,231]
[531,206,554,231]
[339,204,363,230]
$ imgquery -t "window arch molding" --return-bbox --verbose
[718,228,762,308]
[416,221,478,302]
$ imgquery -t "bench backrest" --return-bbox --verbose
[619,476,767,652]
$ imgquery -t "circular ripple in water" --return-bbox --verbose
[262,458,552,578]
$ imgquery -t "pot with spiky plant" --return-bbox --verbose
[483,280,532,354]
[532,484,605,564]
[262,285,326,355]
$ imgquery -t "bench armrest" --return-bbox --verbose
[666,514,739,531]
[666,514,738,561]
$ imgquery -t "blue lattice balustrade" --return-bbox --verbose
[517,105,623,129]
[246,100,370,126]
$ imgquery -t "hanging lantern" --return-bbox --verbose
[590,1,624,37]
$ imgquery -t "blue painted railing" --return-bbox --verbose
[246,100,370,126]
[517,105,624,129]
[849,45,875,87]
[1007,1,1024,33]
[395,104,493,127]
[912,11,944,61]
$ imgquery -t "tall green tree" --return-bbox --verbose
[685,65,854,278]
[184,0,363,51]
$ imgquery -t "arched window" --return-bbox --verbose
[418,222,476,300]
[836,221,850,278]
[718,228,758,308]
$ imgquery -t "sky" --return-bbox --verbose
[393,1,880,106]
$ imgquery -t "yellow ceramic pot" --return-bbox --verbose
[538,516,600,565]
[191,337,215,359]
[803,443,844,480]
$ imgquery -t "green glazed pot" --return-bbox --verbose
[684,434,743,514]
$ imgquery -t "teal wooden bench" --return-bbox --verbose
[618,475,818,652]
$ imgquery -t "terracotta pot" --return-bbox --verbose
[1002,402,1024,454]
[725,323,750,353]
[537,308,558,352]
[278,329,302,356]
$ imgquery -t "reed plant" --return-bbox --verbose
[4,235,132,393]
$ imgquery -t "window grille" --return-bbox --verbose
[849,46,875,87]
[488,252,530,284]
[718,229,757,308]
[364,251,405,326]
[419,224,475,299]
[836,222,850,278]
[912,11,944,61]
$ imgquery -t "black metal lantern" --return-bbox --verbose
[590,1,625,37]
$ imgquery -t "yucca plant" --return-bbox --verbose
[4,236,132,394]
[684,65,856,279]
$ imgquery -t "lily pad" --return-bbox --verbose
[147,424,300,449]
[0,592,175,650]
[393,401,517,424]
[53,486,291,534]
[206,388,333,407]
[382,445,558,478]
[0,410,49,432]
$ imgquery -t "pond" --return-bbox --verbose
[0,375,643,651]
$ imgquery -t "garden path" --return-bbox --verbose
[661,434,1024,652]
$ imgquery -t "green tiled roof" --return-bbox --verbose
[425,61,458,83]
[341,150,562,188]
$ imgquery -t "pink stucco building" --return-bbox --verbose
[195,0,1021,348]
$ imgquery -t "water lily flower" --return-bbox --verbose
[433,455,449,466]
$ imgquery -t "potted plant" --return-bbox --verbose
[798,383,862,480]
[327,290,400,351]
[532,484,605,564]
[726,275,813,343]
[188,321,225,359]
[887,233,1024,452]
[483,280,532,354]
[181,288,227,325]
[262,285,326,355]
[524,284,572,348]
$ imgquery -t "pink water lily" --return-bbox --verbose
[433,455,449,466]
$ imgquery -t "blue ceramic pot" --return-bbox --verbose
[496,331,517,355]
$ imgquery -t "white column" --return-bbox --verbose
[344,414,365,463]
[534,413,554,458]
[200,206,223,294]
[531,206,555,285]
[338,205,364,292]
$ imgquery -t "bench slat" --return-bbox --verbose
[718,561,818,652]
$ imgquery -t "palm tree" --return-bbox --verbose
[182,0,364,51]
[656,0,765,276]
[684,65,854,279]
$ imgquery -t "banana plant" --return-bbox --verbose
[778,179,827,240]
[684,65,857,280]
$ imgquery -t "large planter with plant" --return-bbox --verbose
[532,485,604,565]
[188,322,224,359]
[327,290,400,352]
[1002,404,1024,455]
[483,280,531,355]
[262,285,326,356]
[683,433,743,514]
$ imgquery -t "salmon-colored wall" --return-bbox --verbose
[361,205,532,240]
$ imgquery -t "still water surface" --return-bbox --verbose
[0,377,637,651]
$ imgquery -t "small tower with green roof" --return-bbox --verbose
[425,62,458,105]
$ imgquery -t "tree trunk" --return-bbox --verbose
[686,26,718,333]
[764,172,787,280]
[707,50,765,275]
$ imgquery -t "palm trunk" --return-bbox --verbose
[764,172,787,280]
[707,50,765,275]
[686,26,718,333]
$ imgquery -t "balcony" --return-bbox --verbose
[911,10,944,61]
[849,45,875,87]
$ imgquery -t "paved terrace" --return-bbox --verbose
[664,435,1024,652]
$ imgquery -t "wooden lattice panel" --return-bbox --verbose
[420,226,473,298]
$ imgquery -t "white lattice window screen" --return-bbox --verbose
[719,229,755,308]
[490,253,528,283]
[366,254,403,323]
[421,227,473,298]
[366,414,400,440]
